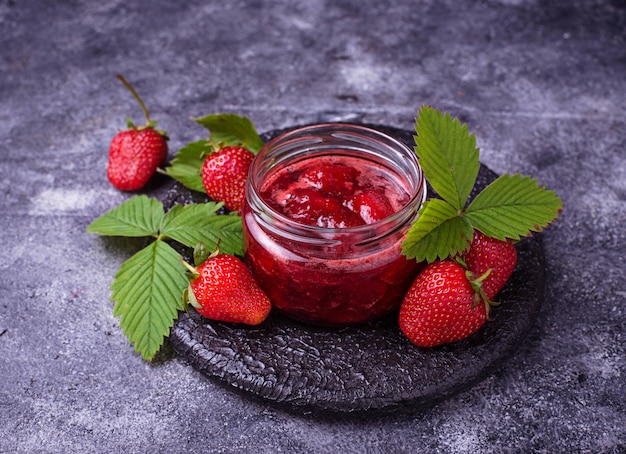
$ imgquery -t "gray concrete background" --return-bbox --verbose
[1,0,624,452]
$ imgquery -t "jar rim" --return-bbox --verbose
[246,123,426,241]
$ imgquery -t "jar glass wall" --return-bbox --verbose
[243,124,426,326]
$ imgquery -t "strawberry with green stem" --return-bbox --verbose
[107,74,168,191]
[201,144,255,213]
[181,244,271,325]
[160,113,264,206]
[399,260,488,348]
[399,106,562,347]
[463,230,517,300]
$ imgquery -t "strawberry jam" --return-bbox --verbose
[243,124,426,326]
[259,157,404,229]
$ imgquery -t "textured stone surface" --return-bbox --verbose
[1,0,625,453]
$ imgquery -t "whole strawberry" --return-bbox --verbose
[463,230,517,300]
[107,74,168,191]
[398,260,487,348]
[201,145,255,212]
[184,252,271,325]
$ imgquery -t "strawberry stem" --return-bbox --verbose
[180,258,198,275]
[116,74,152,127]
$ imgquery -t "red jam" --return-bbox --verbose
[259,156,407,229]
[243,124,426,326]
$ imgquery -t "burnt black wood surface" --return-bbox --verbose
[166,126,545,415]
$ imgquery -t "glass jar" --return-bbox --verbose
[242,123,427,326]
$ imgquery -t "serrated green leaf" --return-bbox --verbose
[402,198,474,263]
[159,139,210,193]
[414,106,480,210]
[86,195,163,237]
[160,202,244,256]
[111,240,187,361]
[464,173,563,240]
[193,113,264,153]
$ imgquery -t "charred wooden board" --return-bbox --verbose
[166,125,545,415]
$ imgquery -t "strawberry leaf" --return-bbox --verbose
[88,195,248,361]
[160,202,244,256]
[414,106,480,210]
[86,195,163,237]
[193,113,264,153]
[402,198,474,263]
[111,240,188,361]
[159,139,210,193]
[464,173,563,240]
[405,107,561,263]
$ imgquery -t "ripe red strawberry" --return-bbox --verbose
[107,128,168,191]
[398,260,487,347]
[201,146,255,212]
[463,230,517,300]
[107,75,168,191]
[184,253,271,325]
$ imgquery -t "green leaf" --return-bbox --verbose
[111,240,188,361]
[86,195,163,237]
[160,202,244,256]
[159,139,210,193]
[193,113,264,153]
[464,173,563,241]
[402,198,474,263]
[414,106,480,210]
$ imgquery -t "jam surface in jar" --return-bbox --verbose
[259,155,410,229]
[243,124,426,326]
